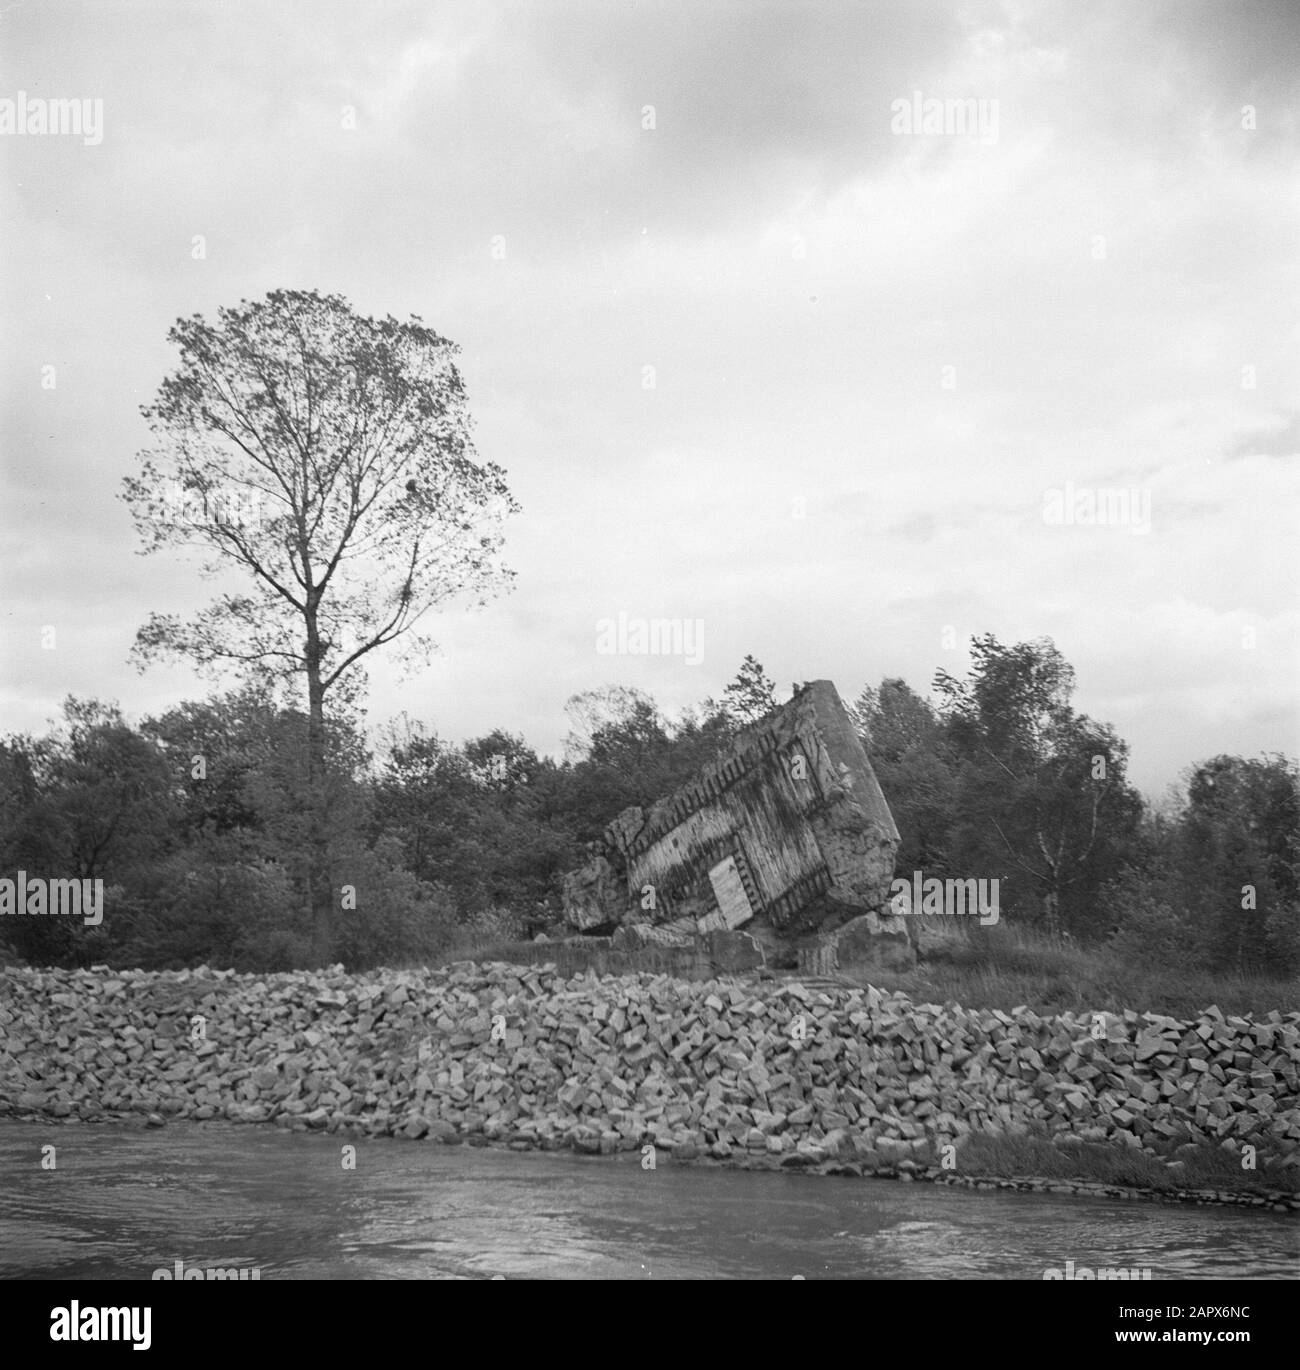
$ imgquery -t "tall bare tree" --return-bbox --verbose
[122,288,518,959]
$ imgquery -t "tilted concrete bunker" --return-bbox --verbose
[561,680,913,971]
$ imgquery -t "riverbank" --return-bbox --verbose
[2,961,1297,1210]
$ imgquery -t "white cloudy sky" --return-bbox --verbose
[1,0,1297,797]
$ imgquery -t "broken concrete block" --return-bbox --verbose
[560,680,905,971]
[816,910,914,973]
[611,922,695,950]
[561,853,624,932]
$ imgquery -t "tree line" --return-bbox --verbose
[2,645,1294,976]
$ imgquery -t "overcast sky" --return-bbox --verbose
[2,0,1297,797]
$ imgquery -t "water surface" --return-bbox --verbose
[1,1122,1294,1280]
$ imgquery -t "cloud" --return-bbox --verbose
[0,0,1295,799]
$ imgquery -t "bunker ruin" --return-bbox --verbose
[560,679,913,973]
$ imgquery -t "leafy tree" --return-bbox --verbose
[551,684,740,854]
[142,686,371,959]
[329,834,458,971]
[562,686,659,762]
[935,635,1143,937]
[852,678,958,875]
[142,686,298,841]
[1178,754,1299,973]
[714,655,779,728]
[0,738,76,964]
[0,700,176,967]
[121,289,518,961]
[33,699,177,885]
[119,830,302,972]
[566,690,739,826]
[463,729,540,794]
[1103,861,1188,970]
[558,687,675,831]
[373,722,577,925]
[0,739,63,873]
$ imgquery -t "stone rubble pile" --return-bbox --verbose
[2,963,1297,1183]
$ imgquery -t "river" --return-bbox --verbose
[0,1121,1294,1280]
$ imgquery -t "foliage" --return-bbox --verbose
[122,289,518,695]
[1,647,1293,985]
[932,634,1144,939]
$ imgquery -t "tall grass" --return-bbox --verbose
[423,914,1297,1017]
[935,1126,1298,1196]
[847,921,1299,1017]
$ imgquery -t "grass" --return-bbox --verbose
[431,920,1298,1018]
[844,923,1299,1018]
[932,1126,1299,1197]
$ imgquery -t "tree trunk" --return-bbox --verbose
[305,615,333,967]
[1042,887,1061,938]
